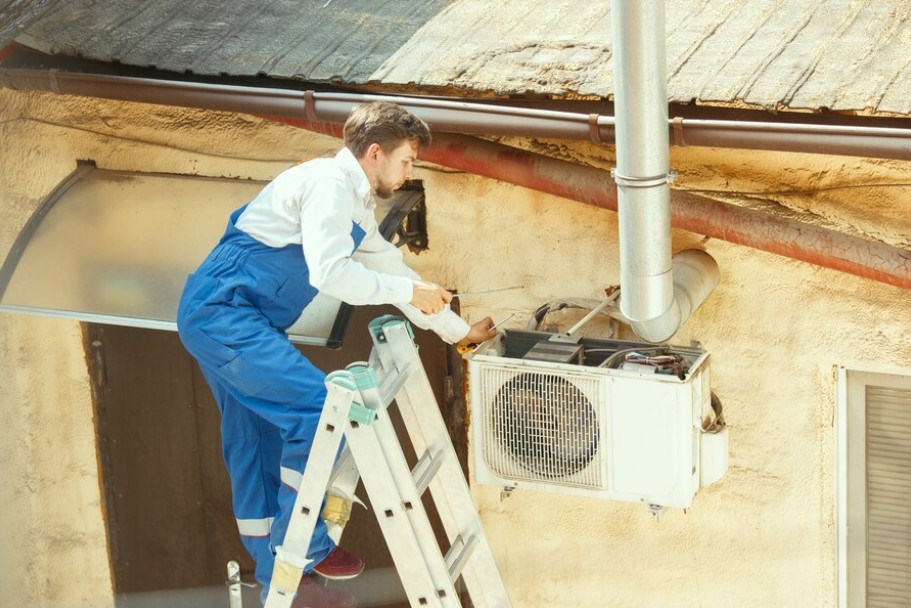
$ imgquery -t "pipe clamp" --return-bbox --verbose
[611,169,677,188]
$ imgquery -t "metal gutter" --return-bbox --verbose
[1,66,910,292]
[2,67,911,160]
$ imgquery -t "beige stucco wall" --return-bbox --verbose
[1,87,909,608]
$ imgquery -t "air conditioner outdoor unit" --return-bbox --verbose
[467,329,728,510]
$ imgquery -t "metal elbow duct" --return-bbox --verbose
[612,0,718,342]
[630,249,720,343]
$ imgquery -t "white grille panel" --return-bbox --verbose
[476,364,604,490]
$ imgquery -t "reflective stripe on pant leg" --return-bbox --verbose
[199,363,283,590]
[195,306,336,576]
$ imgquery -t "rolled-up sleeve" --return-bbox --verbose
[354,213,470,345]
[400,306,471,345]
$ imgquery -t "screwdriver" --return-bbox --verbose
[451,285,524,299]
[456,313,516,355]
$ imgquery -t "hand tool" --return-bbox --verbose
[451,285,523,299]
[457,313,516,355]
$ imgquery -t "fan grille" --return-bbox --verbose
[477,366,602,489]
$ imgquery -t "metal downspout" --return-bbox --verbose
[611,0,719,342]
[1,67,910,291]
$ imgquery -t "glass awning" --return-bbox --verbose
[0,162,427,347]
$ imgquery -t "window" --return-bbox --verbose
[838,367,911,608]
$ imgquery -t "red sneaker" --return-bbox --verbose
[291,575,357,608]
[311,546,365,580]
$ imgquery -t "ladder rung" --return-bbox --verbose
[445,535,479,582]
[411,449,446,496]
[378,361,416,407]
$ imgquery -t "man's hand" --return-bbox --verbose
[411,280,453,315]
[457,317,498,349]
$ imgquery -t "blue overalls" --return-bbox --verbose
[176,204,366,596]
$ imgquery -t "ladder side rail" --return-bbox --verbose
[343,406,453,607]
[379,321,513,608]
[263,378,356,608]
[394,373,512,608]
[355,372,463,607]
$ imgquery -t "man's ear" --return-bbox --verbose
[364,142,382,161]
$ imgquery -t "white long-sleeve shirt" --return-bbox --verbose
[235,148,470,344]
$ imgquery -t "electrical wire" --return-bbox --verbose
[703,392,726,434]
[598,347,645,369]
[599,347,688,378]
[528,297,626,332]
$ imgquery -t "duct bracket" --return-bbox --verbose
[610,169,678,189]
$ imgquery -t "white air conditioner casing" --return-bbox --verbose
[468,330,727,509]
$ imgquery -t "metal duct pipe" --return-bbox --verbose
[2,66,911,292]
[414,132,911,291]
[611,0,718,340]
[611,0,674,324]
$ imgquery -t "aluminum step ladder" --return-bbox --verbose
[264,315,512,608]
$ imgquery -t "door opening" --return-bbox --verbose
[86,304,467,608]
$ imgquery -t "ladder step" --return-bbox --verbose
[377,361,416,407]
[411,449,446,496]
[444,535,479,582]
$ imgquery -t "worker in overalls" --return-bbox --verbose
[176,101,496,608]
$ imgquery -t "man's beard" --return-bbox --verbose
[375,185,395,199]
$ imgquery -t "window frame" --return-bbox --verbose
[837,366,911,608]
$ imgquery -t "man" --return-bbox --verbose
[176,101,496,607]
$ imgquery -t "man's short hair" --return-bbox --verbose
[344,101,432,158]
